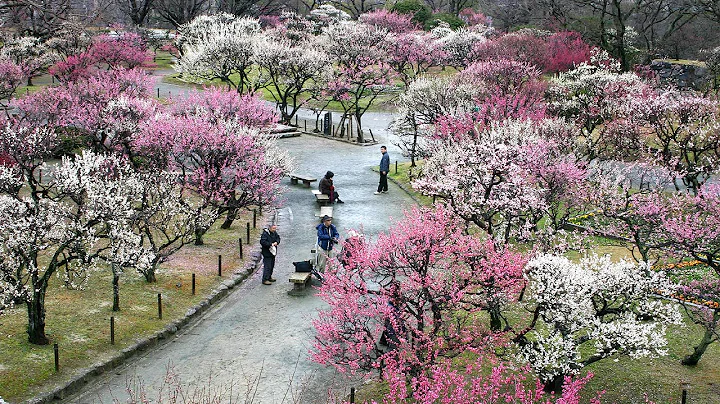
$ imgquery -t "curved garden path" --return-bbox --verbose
[66,126,416,403]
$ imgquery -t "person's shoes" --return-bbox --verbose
[336,199,345,203]
[262,280,272,285]
[374,191,382,195]
[382,190,388,193]
[269,278,277,282]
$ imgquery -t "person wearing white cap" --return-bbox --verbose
[316,215,339,272]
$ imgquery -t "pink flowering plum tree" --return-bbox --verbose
[546,55,652,161]
[414,119,584,245]
[543,32,592,73]
[322,21,395,143]
[519,254,681,393]
[0,58,26,108]
[312,206,527,381]
[358,9,417,33]
[629,90,720,194]
[385,31,447,88]
[253,35,330,124]
[13,68,157,160]
[0,36,57,86]
[136,114,291,244]
[581,162,676,263]
[170,88,277,128]
[89,32,154,70]
[175,14,263,94]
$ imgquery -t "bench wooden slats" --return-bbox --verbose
[289,271,312,293]
[312,189,330,205]
[315,206,333,218]
[289,173,317,187]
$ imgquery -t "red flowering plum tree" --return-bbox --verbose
[519,254,681,393]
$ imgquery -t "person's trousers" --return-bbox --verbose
[378,172,388,192]
[262,255,275,281]
[316,248,333,272]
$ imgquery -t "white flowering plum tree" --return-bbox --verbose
[518,254,681,393]
[253,35,330,124]
[414,119,586,245]
[0,120,146,344]
[321,20,394,143]
[175,13,263,93]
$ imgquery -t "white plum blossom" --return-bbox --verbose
[521,254,682,385]
[175,14,263,93]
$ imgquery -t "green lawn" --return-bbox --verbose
[0,210,263,402]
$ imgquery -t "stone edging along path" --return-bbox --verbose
[28,214,275,404]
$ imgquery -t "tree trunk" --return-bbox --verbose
[27,289,49,345]
[682,311,719,366]
[355,114,364,143]
[220,207,237,229]
[27,76,33,86]
[489,309,502,331]
[112,263,121,311]
[144,267,157,283]
[543,373,565,394]
[194,227,206,246]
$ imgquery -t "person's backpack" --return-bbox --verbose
[292,260,312,272]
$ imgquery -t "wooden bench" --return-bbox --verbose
[288,271,312,293]
[311,189,330,205]
[289,173,317,188]
[315,205,334,219]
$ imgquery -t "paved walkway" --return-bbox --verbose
[66,134,416,403]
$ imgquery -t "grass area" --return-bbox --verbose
[0,210,264,402]
[386,160,434,206]
[653,58,708,68]
[149,50,176,71]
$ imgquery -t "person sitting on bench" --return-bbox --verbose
[319,171,344,204]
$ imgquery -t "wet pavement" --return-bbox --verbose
[66,133,416,403]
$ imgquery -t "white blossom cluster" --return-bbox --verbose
[522,254,681,382]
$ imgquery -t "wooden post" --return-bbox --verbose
[350,387,355,403]
[157,293,162,319]
[304,120,307,132]
[157,88,160,98]
[54,343,59,372]
[681,389,687,404]
[395,161,398,174]
[192,273,196,295]
[218,255,222,277]
[110,316,115,345]
[295,115,298,126]
[238,238,244,259]
[246,222,250,244]
[433,195,436,204]
[253,209,257,228]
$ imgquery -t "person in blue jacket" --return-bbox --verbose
[375,145,390,195]
[316,215,339,272]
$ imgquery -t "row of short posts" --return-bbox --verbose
[56,208,263,373]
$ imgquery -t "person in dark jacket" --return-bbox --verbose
[319,171,344,203]
[375,146,390,195]
[259,224,280,285]
[316,215,339,272]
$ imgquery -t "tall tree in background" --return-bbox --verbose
[113,0,155,26]
[154,0,210,27]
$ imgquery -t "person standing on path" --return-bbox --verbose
[375,145,390,195]
[316,215,339,272]
[260,224,281,285]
